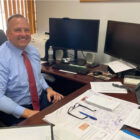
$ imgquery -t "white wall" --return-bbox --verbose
[36,0,140,64]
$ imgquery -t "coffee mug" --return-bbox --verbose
[55,50,63,61]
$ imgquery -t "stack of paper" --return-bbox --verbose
[90,82,128,94]
[85,94,120,111]
[106,60,136,73]
[124,108,140,130]
[0,125,53,140]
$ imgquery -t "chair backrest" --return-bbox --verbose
[0,30,7,45]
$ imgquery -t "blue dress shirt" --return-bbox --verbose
[0,41,49,118]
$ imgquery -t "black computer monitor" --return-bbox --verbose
[49,18,100,62]
[104,20,140,67]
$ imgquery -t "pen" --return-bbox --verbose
[79,111,97,120]
[112,83,133,92]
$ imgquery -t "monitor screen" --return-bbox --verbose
[49,18,100,52]
[104,20,140,66]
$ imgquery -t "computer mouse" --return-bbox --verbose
[93,71,102,76]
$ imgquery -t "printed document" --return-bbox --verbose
[54,122,111,140]
[112,130,139,140]
[85,93,120,111]
[43,89,138,140]
[124,108,140,130]
[90,81,127,94]
[106,60,136,73]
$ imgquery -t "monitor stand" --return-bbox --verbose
[70,50,86,66]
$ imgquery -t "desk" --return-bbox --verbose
[18,65,140,136]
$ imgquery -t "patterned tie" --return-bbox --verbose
[22,51,40,110]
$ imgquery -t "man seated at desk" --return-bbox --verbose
[0,14,64,126]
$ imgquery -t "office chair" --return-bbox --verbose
[0,30,7,45]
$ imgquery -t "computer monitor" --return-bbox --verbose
[49,18,100,62]
[104,20,140,67]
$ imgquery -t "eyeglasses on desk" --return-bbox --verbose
[67,103,96,120]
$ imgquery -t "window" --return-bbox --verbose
[0,0,36,34]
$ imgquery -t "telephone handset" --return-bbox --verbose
[135,83,140,104]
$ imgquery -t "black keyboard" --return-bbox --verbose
[52,63,90,75]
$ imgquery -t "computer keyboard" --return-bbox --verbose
[52,63,90,75]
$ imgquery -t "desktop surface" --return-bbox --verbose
[18,64,140,137]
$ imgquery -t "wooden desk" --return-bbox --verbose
[18,65,140,136]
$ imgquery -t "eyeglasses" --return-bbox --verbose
[67,103,96,120]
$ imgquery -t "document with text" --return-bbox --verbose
[43,89,138,140]
[124,108,140,130]
[106,60,136,73]
[90,81,127,94]
[112,130,139,140]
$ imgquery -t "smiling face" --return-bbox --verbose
[6,17,31,50]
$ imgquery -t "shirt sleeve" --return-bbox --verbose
[0,57,25,118]
[0,95,25,118]
[40,73,50,90]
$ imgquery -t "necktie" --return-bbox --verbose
[22,51,40,110]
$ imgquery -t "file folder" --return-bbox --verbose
[0,124,54,140]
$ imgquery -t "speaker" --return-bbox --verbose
[55,50,64,61]
[85,52,95,65]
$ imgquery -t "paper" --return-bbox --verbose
[112,130,139,140]
[43,89,138,137]
[106,60,136,73]
[85,93,120,111]
[54,122,112,140]
[124,108,140,130]
[90,81,127,94]
[0,125,53,140]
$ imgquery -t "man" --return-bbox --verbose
[0,14,64,126]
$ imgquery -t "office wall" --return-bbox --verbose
[36,0,140,63]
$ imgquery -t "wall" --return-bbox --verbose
[36,0,140,64]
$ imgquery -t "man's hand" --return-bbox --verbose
[21,108,39,118]
[46,88,64,103]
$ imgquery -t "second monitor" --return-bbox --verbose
[104,20,140,67]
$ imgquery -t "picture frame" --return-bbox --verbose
[80,0,112,1]
[80,0,139,2]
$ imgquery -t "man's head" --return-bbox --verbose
[6,14,31,50]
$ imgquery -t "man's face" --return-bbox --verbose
[6,17,31,49]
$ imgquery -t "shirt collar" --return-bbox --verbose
[7,41,30,56]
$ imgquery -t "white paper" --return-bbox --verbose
[90,81,127,94]
[106,60,136,73]
[0,125,52,140]
[112,130,139,140]
[124,108,140,130]
[85,93,120,111]
[54,122,111,140]
[43,89,138,137]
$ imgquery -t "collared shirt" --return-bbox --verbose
[0,41,49,118]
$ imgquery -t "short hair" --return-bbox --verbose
[8,14,25,23]
[7,14,28,29]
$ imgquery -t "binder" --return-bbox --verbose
[0,124,54,140]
